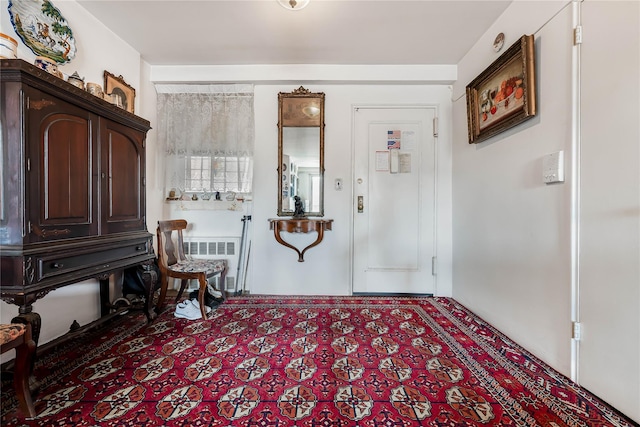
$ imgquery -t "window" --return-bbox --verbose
[185,155,252,193]
[156,84,255,197]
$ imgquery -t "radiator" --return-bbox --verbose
[181,237,240,293]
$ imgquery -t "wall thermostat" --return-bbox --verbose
[543,151,565,184]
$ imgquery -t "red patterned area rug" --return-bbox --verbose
[1,296,636,426]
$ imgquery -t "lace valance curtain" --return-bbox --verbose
[155,84,255,193]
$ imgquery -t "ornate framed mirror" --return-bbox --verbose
[277,87,325,217]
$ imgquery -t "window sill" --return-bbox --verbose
[164,199,247,211]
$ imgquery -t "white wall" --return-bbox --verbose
[149,65,457,298]
[146,82,454,298]
[453,0,573,373]
[452,0,639,423]
[149,58,459,298]
[0,1,144,350]
[139,61,163,243]
[250,84,453,296]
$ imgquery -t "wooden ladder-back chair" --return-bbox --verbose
[156,219,227,319]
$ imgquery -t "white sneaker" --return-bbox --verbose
[189,298,212,314]
[175,300,203,320]
[174,299,213,320]
[176,299,191,309]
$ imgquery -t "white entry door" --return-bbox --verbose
[352,106,436,294]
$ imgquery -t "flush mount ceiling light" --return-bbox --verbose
[277,0,310,10]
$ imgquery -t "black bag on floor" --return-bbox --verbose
[123,259,160,296]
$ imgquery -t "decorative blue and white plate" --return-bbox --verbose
[8,0,76,64]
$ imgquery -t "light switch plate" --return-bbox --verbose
[543,151,565,184]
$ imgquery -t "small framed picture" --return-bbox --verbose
[104,70,135,114]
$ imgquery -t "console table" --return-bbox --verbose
[268,218,333,262]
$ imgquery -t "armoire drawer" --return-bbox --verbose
[37,241,150,281]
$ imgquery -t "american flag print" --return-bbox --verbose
[387,130,401,149]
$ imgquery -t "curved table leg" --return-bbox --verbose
[300,227,325,262]
[272,227,305,261]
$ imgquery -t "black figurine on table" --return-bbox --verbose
[293,196,305,218]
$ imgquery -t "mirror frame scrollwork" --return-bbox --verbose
[277,86,325,217]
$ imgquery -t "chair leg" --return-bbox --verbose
[175,279,189,303]
[219,267,228,302]
[156,275,169,313]
[197,275,209,320]
[14,327,36,418]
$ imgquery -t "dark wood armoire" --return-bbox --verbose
[0,59,155,346]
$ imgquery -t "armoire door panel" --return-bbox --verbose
[101,118,145,234]
[27,88,99,242]
[42,116,91,222]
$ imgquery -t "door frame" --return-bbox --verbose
[349,104,440,296]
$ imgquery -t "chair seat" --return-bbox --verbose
[169,259,226,275]
[0,324,27,346]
